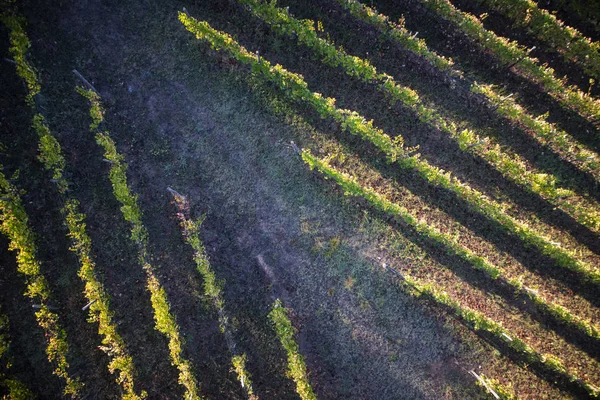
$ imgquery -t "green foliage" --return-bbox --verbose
[473,83,600,180]
[269,299,317,400]
[79,89,201,399]
[337,0,453,71]
[169,191,256,398]
[477,374,517,400]
[241,0,600,234]
[232,354,257,400]
[32,114,69,194]
[476,0,600,79]
[0,4,40,105]
[421,0,600,124]
[179,14,599,285]
[76,86,104,130]
[0,172,83,397]
[302,151,600,343]
[3,378,36,400]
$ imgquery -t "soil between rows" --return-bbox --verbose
[1,0,596,398]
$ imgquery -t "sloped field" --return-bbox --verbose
[1,0,599,398]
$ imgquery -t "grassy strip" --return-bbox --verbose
[238,0,600,236]
[301,151,600,342]
[0,310,35,399]
[178,14,600,286]
[268,299,317,400]
[301,151,599,398]
[168,189,257,399]
[474,0,600,79]
[78,88,202,400]
[2,6,146,397]
[0,171,83,397]
[338,0,600,188]
[418,0,600,127]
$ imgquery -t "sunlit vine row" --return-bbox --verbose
[239,0,600,234]
[78,88,202,400]
[301,150,599,398]
[168,188,257,400]
[269,299,317,400]
[338,0,600,185]
[0,171,83,398]
[419,0,600,126]
[178,14,600,288]
[474,0,600,79]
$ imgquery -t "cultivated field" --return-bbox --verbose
[1,0,599,398]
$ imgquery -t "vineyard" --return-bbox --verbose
[0,0,599,398]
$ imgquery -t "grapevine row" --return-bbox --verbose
[0,171,83,397]
[471,82,600,179]
[238,0,600,234]
[301,150,599,398]
[178,14,600,288]
[338,0,600,183]
[0,7,39,105]
[78,88,202,400]
[77,87,201,400]
[168,188,257,400]
[0,310,34,399]
[2,6,147,397]
[269,299,317,400]
[301,150,599,341]
[0,9,84,397]
[418,0,600,126]
[473,0,600,79]
[37,114,145,400]
[36,114,145,400]
[474,373,517,400]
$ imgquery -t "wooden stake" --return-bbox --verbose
[469,370,500,399]
[82,299,97,311]
[72,69,99,94]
